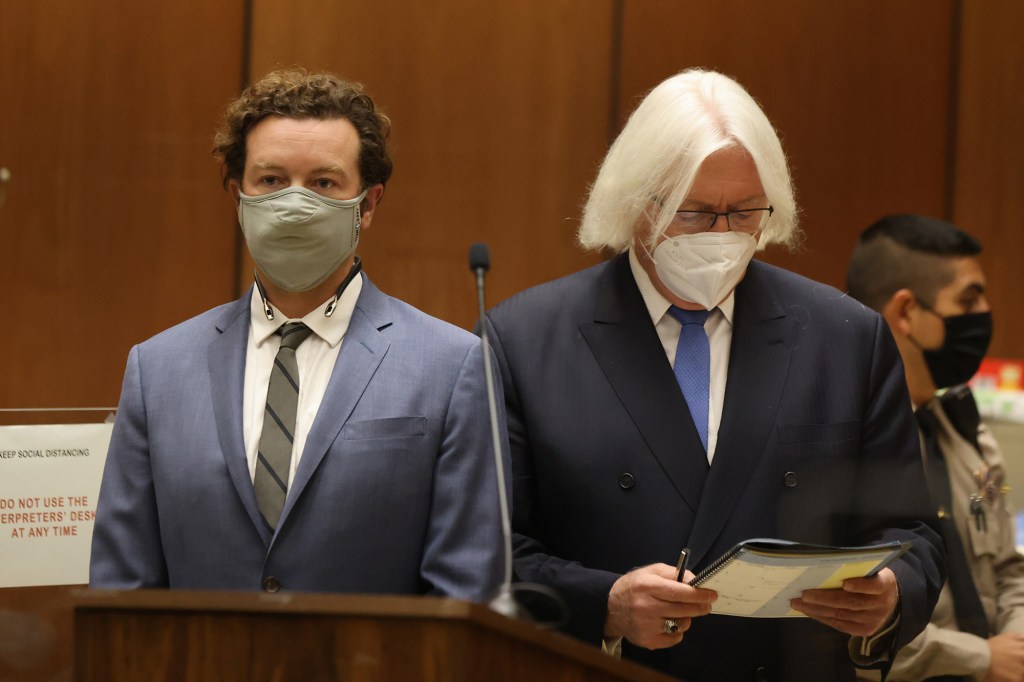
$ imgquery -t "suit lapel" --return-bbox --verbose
[579,254,708,514]
[279,277,391,526]
[208,290,272,545]
[687,261,793,566]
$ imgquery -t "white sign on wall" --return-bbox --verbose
[0,423,112,587]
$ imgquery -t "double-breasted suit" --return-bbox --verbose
[91,275,506,600]
[485,254,944,680]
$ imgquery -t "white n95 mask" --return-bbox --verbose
[651,231,757,309]
[238,186,368,293]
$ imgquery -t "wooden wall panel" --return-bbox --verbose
[952,0,1024,359]
[249,0,613,330]
[1,1,244,673]
[617,0,956,292]
[0,1,245,410]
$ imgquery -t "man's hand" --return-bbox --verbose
[983,632,1024,682]
[604,563,717,650]
[790,567,898,637]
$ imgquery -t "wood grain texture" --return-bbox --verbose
[617,0,956,293]
[0,2,244,677]
[248,0,614,329]
[0,585,79,681]
[0,1,245,409]
[952,0,1024,358]
[74,590,676,682]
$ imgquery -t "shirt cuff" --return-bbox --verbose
[849,612,901,666]
[601,636,623,658]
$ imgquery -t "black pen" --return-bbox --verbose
[675,548,691,582]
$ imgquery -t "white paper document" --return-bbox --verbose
[690,538,911,618]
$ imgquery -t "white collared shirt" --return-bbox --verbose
[627,249,734,464]
[242,274,363,485]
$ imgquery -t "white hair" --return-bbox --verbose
[578,69,799,253]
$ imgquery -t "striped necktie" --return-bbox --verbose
[254,322,313,531]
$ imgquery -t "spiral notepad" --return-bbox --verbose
[689,538,911,618]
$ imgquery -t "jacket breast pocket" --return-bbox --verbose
[777,420,860,445]
[964,487,1009,560]
[778,417,860,454]
[341,416,427,441]
[966,514,1001,558]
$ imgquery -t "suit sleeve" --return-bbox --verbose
[419,340,508,602]
[485,314,621,643]
[89,345,169,588]
[850,314,946,658]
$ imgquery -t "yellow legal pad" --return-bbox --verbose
[689,539,911,618]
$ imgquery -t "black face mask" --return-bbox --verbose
[920,310,993,389]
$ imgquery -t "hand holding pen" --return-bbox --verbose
[675,548,691,583]
[603,547,716,650]
[664,548,693,634]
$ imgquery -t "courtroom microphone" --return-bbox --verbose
[469,243,517,617]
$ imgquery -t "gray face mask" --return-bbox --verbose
[238,186,367,293]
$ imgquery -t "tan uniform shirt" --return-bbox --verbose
[881,399,1024,680]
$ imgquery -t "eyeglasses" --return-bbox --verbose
[672,206,774,235]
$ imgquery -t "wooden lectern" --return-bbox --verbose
[73,590,676,681]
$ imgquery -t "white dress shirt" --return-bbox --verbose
[242,274,363,485]
[628,249,734,464]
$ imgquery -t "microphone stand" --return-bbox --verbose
[469,243,516,617]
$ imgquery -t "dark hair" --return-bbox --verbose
[847,214,982,311]
[213,69,393,190]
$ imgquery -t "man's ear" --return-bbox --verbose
[358,183,386,230]
[228,179,241,204]
[882,288,917,338]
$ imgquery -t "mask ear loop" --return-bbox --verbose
[325,197,365,317]
[637,231,657,261]
[905,291,943,352]
[634,210,667,262]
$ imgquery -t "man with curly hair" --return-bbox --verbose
[90,70,507,601]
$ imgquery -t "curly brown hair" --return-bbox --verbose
[213,69,393,190]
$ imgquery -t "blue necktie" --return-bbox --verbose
[669,307,711,451]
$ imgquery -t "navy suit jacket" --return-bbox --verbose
[91,275,506,601]
[485,254,944,681]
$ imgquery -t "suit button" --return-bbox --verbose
[618,473,635,490]
[263,576,281,593]
[753,666,770,681]
[783,471,798,487]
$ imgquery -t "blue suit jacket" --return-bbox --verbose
[91,275,506,601]
[485,255,944,681]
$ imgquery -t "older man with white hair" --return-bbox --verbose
[483,69,944,680]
